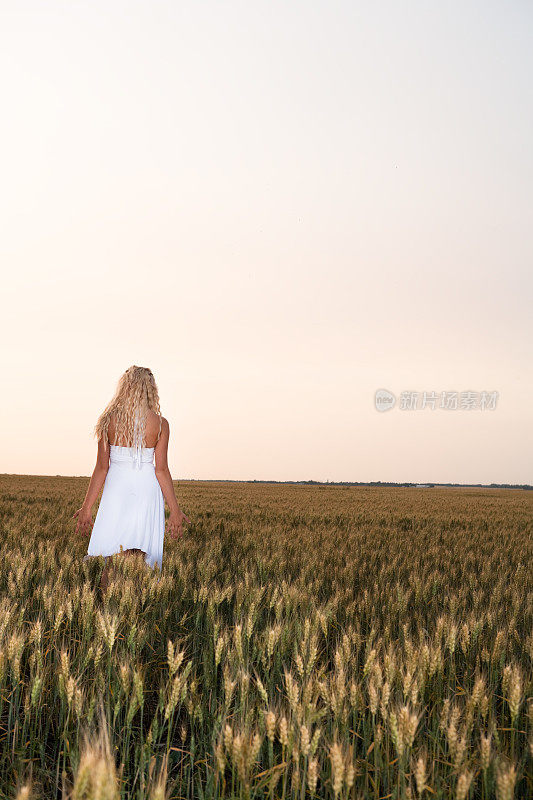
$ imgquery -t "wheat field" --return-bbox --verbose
[0,475,531,799]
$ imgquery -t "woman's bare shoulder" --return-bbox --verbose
[107,412,116,437]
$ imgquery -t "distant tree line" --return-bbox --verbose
[182,479,532,490]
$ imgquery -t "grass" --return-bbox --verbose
[0,474,531,799]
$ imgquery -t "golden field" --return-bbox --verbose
[0,475,531,799]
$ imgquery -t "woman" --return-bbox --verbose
[74,365,190,590]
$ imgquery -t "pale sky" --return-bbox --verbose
[1,1,532,484]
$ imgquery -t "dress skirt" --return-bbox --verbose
[84,445,165,571]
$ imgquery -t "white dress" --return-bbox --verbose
[84,444,165,571]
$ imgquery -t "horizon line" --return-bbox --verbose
[1,473,531,490]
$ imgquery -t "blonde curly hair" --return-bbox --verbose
[94,366,162,457]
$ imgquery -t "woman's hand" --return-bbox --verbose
[73,506,94,537]
[166,509,191,540]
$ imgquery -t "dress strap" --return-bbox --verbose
[131,410,142,469]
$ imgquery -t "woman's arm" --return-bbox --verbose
[154,417,190,539]
[73,436,109,537]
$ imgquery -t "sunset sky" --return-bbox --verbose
[1,1,531,484]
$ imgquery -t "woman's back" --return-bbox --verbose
[107,409,162,449]
[85,407,165,570]
[77,365,190,582]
